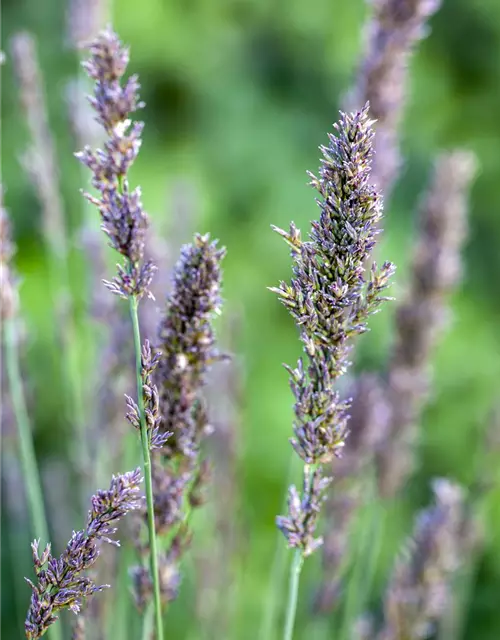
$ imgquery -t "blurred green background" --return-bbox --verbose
[2,0,500,638]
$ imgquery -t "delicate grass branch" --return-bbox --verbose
[271,106,395,639]
[24,470,143,639]
[130,233,226,614]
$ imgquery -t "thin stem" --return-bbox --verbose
[4,317,63,640]
[129,295,164,640]
[4,319,48,544]
[141,604,154,640]
[283,548,304,640]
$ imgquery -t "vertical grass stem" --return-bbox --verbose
[4,317,63,640]
[129,295,164,640]
[284,548,304,640]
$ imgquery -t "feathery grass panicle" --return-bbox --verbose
[377,479,467,640]
[130,233,226,611]
[76,27,166,638]
[350,0,441,195]
[125,339,170,451]
[315,150,476,612]
[272,105,395,638]
[67,44,134,488]
[66,16,125,498]
[378,150,477,496]
[76,28,155,302]
[157,233,226,455]
[273,105,395,555]
[24,469,143,639]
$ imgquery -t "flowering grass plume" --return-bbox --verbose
[378,150,477,496]
[67,22,132,486]
[75,27,155,302]
[125,339,170,451]
[377,479,467,640]
[131,233,226,610]
[315,149,476,612]
[350,0,441,196]
[76,27,167,638]
[272,105,395,557]
[24,469,143,639]
[157,233,226,459]
[271,105,395,638]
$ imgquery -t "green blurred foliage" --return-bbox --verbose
[2,0,500,638]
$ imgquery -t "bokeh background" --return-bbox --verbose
[2,0,500,638]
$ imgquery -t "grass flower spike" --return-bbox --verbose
[157,233,226,457]
[131,233,226,611]
[76,28,155,302]
[271,105,395,637]
[76,28,166,638]
[25,469,143,639]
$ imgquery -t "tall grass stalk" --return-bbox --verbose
[272,107,394,640]
[284,548,304,640]
[129,295,164,640]
[75,28,169,638]
[4,317,63,640]
[141,604,154,640]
